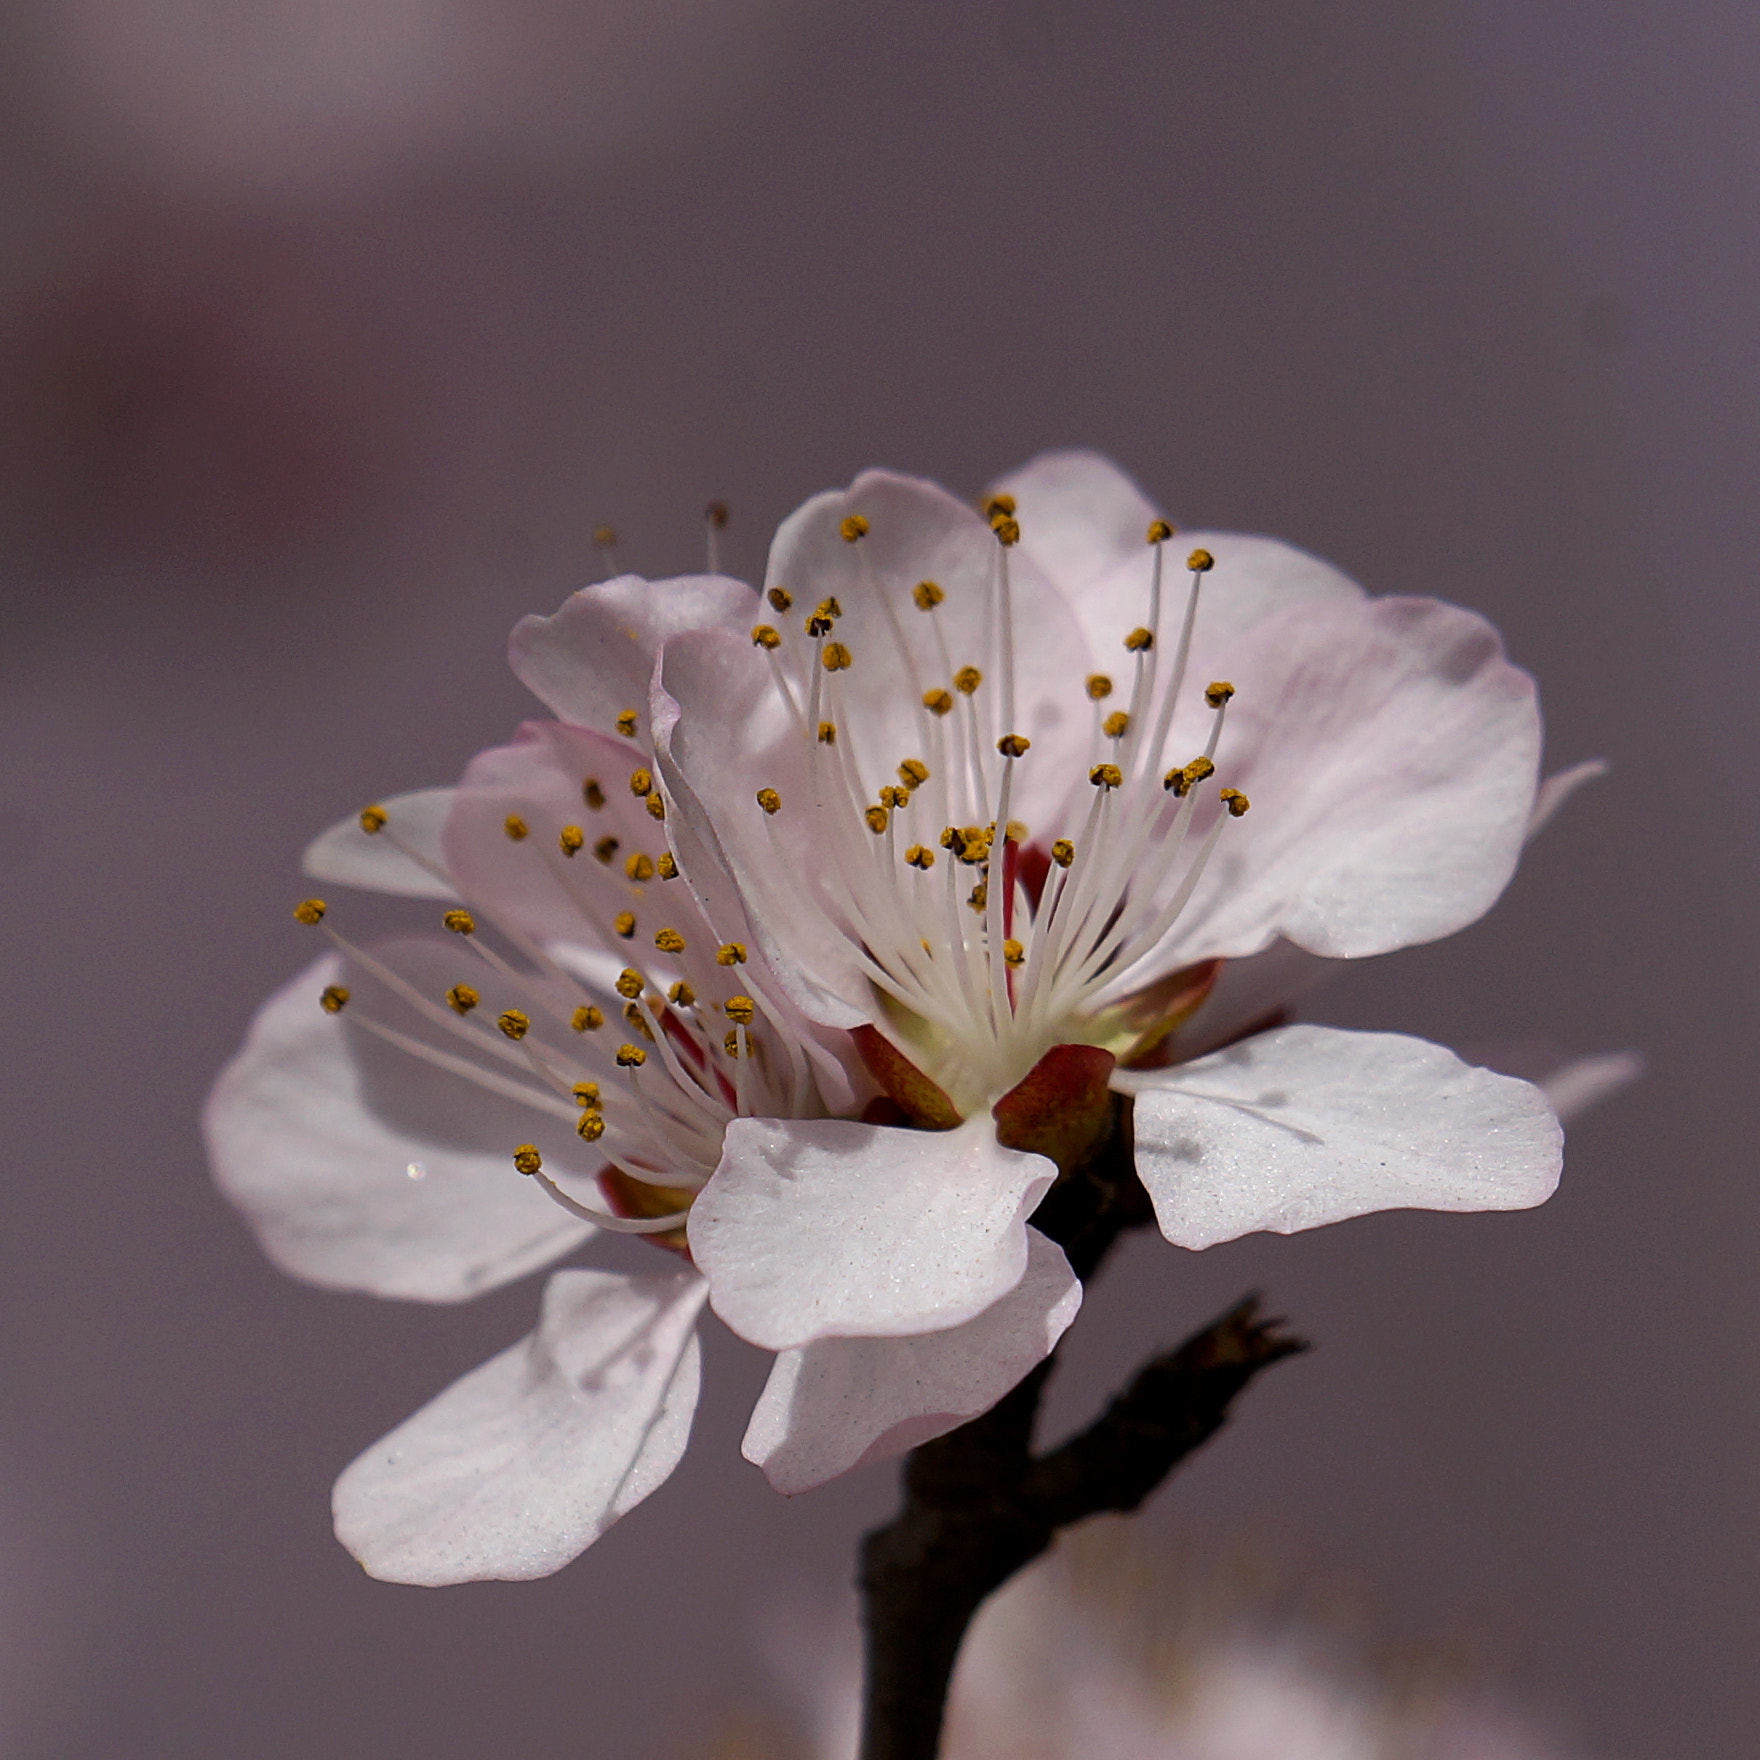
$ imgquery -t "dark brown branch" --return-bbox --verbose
[856,1292,1305,1760]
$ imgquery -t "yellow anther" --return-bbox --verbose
[594,524,618,548]
[756,787,782,815]
[623,1000,653,1038]
[654,927,686,954]
[1147,518,1175,544]
[984,493,1017,519]
[938,824,959,850]
[956,829,991,865]
[906,844,936,870]
[1187,548,1215,572]
[1103,711,1131,739]
[293,898,326,925]
[645,791,665,821]
[512,1144,542,1176]
[996,734,1031,758]
[1005,819,1028,843]
[576,1112,606,1143]
[821,641,853,672]
[625,851,656,883]
[1123,627,1154,652]
[880,785,908,809]
[359,805,388,834]
[497,1009,530,1040]
[616,709,639,738]
[557,823,586,859]
[446,984,479,1015]
[504,814,529,841]
[840,513,869,542]
[991,514,1021,546]
[752,624,782,649]
[1052,839,1075,867]
[1204,680,1236,708]
[1220,786,1251,817]
[818,721,837,745]
[442,909,475,935]
[814,596,843,621]
[954,665,983,694]
[767,586,793,612]
[898,757,930,788]
[725,995,757,1025]
[716,942,748,966]
[724,1030,745,1058]
[614,911,637,939]
[616,1043,648,1068]
[967,882,988,912]
[572,1004,605,1032]
[1003,939,1025,967]
[1086,674,1114,699]
[629,768,653,797]
[705,500,729,529]
[1090,763,1124,790]
[594,835,620,864]
[572,1081,601,1108]
[913,580,945,610]
[656,852,679,880]
[923,687,954,716]
[865,805,889,834]
[615,967,644,999]
[805,611,835,637]
[583,778,606,811]
[668,980,696,1007]
[319,984,350,1013]
[1166,755,1216,796]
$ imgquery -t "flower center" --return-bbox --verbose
[749,513,1247,1114]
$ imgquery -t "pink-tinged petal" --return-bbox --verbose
[763,470,1094,828]
[302,787,458,899]
[1117,1024,1562,1250]
[203,954,591,1302]
[653,626,875,1026]
[509,574,757,734]
[333,1269,707,1584]
[1526,757,1609,843]
[1117,595,1542,985]
[743,1229,1081,1494]
[440,719,733,951]
[1539,1050,1643,1125]
[689,1116,1058,1351]
[988,449,1165,593]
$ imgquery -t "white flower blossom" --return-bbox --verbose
[204,450,1590,1582]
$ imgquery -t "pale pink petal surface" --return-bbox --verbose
[742,1229,1082,1494]
[1118,1024,1562,1249]
[301,786,459,899]
[332,1269,707,1584]
[689,1115,1058,1350]
[203,954,592,1301]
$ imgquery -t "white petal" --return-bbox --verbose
[1118,1024,1563,1250]
[203,954,592,1301]
[1120,595,1542,982]
[508,574,756,731]
[742,1229,1081,1494]
[1539,1050,1644,1125]
[689,1115,1057,1351]
[333,1269,707,1584]
[1526,757,1609,843]
[988,449,1166,592]
[302,787,458,899]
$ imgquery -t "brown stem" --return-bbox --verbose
[855,1127,1305,1760]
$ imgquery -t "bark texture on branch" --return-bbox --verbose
[855,1126,1305,1760]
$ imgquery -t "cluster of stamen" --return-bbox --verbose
[743,503,1249,1107]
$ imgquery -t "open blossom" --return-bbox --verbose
[205,450,1585,1584]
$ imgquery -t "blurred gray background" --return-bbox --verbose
[0,1,1753,1755]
